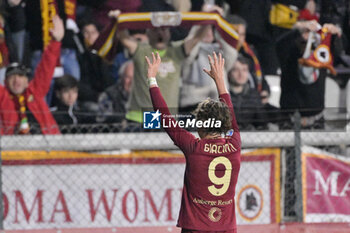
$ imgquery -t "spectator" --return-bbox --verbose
[169,0,191,12]
[110,30,148,82]
[25,0,82,106]
[238,0,280,75]
[276,20,342,128]
[6,0,26,64]
[77,20,115,106]
[180,4,237,113]
[97,60,134,123]
[91,0,142,26]
[113,10,213,124]
[298,0,319,22]
[82,20,100,47]
[191,0,230,17]
[227,14,271,95]
[0,14,10,85]
[228,56,266,129]
[26,1,81,87]
[0,15,64,135]
[139,0,189,41]
[51,74,95,129]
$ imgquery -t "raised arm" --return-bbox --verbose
[183,3,224,56]
[118,29,138,55]
[145,52,196,153]
[183,25,212,56]
[108,10,137,55]
[29,15,63,98]
[203,52,239,134]
[108,10,138,55]
[214,30,238,71]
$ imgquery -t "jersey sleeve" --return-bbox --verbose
[219,93,241,145]
[150,86,196,154]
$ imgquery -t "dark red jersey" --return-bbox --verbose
[150,87,241,232]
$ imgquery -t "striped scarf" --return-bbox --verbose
[12,94,30,134]
[242,42,263,92]
[40,0,58,49]
[91,12,239,62]
[0,25,9,68]
[64,0,76,20]
[40,0,77,48]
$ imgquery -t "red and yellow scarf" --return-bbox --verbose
[242,42,263,92]
[91,12,239,62]
[40,0,58,49]
[40,0,77,48]
[0,25,9,68]
[12,94,30,134]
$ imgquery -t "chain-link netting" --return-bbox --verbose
[0,119,349,232]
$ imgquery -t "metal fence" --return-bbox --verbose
[0,114,349,232]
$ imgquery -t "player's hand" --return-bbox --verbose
[145,52,161,78]
[203,52,225,83]
[50,15,64,42]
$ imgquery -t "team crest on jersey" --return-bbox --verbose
[237,185,263,221]
[208,207,222,222]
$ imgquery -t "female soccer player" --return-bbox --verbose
[146,52,241,233]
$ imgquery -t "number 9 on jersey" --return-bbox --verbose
[208,156,232,196]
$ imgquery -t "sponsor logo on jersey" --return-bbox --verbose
[208,207,222,222]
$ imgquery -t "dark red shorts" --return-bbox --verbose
[181,229,236,233]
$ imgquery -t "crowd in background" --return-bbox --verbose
[0,0,349,134]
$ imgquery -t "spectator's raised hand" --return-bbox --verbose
[202,3,224,16]
[145,52,161,78]
[108,9,121,19]
[50,15,64,42]
[294,20,321,32]
[323,24,342,37]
